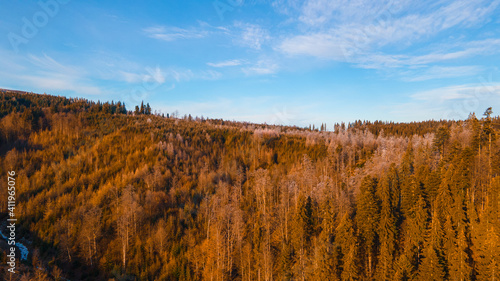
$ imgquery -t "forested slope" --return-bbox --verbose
[0,90,499,280]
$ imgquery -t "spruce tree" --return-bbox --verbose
[356,176,380,277]
[341,244,360,281]
[418,209,446,280]
[336,212,359,280]
[394,248,416,281]
[335,212,356,252]
[434,125,450,159]
[316,235,341,281]
[483,225,500,280]
[418,243,446,281]
[449,227,473,281]
[403,194,428,273]
[376,175,397,280]
[474,177,500,280]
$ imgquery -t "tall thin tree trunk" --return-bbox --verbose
[67,245,72,262]
[88,238,93,266]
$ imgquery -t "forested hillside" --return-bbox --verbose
[0,90,499,280]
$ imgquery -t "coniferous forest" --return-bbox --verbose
[1,89,500,280]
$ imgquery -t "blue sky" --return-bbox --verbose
[1,0,500,127]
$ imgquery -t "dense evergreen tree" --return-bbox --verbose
[376,174,397,280]
[418,209,446,280]
[0,90,498,280]
[356,176,380,277]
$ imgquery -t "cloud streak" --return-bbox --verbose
[277,0,500,72]
[242,60,279,75]
[207,60,243,68]
[143,26,208,41]
[399,66,483,82]
[411,83,500,102]
[234,22,271,50]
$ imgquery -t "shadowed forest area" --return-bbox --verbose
[0,89,499,280]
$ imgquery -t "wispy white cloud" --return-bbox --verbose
[389,82,500,120]
[16,74,102,95]
[279,31,500,67]
[157,95,315,126]
[277,0,500,71]
[272,0,303,16]
[399,65,483,82]
[207,59,243,68]
[144,21,272,53]
[234,22,271,50]
[356,38,500,69]
[14,54,104,95]
[411,83,500,102]
[144,66,167,84]
[27,53,77,74]
[298,0,403,27]
[199,70,222,80]
[129,67,224,84]
[118,66,222,85]
[143,26,208,41]
[385,100,450,121]
[279,33,346,60]
[119,71,143,83]
[280,35,500,72]
[242,60,279,75]
[208,58,278,76]
[119,66,169,84]
[0,51,201,97]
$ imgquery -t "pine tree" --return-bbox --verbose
[394,248,415,281]
[483,224,500,280]
[482,107,496,180]
[336,212,359,280]
[474,177,500,280]
[279,242,294,280]
[437,165,454,219]
[335,212,357,252]
[449,227,473,281]
[401,176,421,218]
[434,125,450,159]
[418,243,446,281]
[295,195,313,246]
[403,194,428,273]
[418,209,446,281]
[341,243,360,281]
[356,176,380,277]
[401,140,414,178]
[291,194,314,278]
[316,235,341,281]
[376,174,397,280]
[468,112,482,151]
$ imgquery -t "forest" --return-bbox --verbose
[0,89,499,280]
